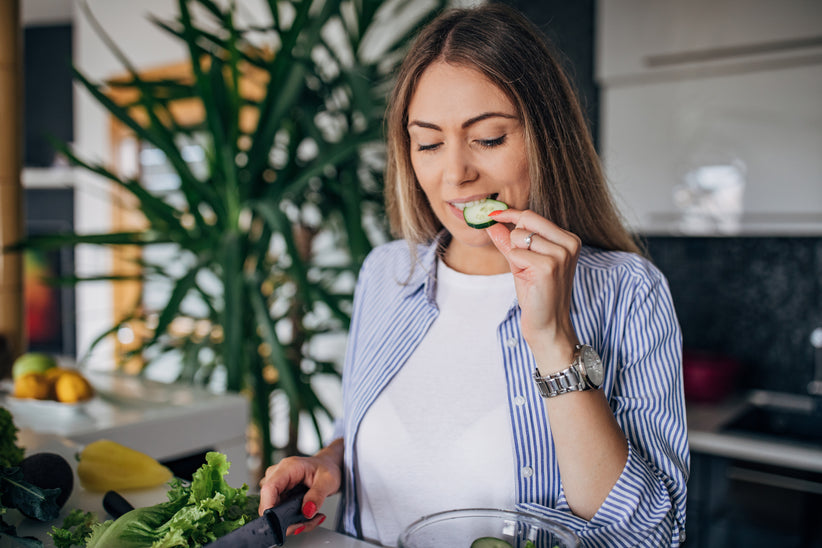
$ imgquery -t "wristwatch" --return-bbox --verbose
[533,344,604,398]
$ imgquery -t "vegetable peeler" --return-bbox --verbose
[203,483,310,547]
[103,483,310,547]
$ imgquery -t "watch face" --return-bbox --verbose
[579,345,604,387]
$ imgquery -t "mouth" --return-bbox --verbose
[449,193,499,211]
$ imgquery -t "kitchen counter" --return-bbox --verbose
[686,390,822,473]
[3,431,375,548]
[289,528,378,547]
[685,391,822,547]
[2,371,250,486]
[2,373,377,547]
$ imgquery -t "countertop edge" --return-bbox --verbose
[686,392,822,473]
[689,429,822,473]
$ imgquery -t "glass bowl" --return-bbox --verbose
[397,508,580,548]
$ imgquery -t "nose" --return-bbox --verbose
[443,143,477,187]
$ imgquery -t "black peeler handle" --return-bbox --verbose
[103,490,135,519]
[264,483,310,545]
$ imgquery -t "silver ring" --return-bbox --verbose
[524,232,537,250]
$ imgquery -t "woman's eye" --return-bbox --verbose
[477,135,506,148]
[416,143,441,152]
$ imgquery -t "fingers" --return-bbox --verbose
[258,439,343,540]
[259,457,306,513]
[286,513,327,537]
[485,222,515,256]
[486,208,580,352]
[299,483,329,521]
[286,487,329,538]
[259,456,332,515]
[258,453,340,536]
[522,231,538,251]
[487,208,581,258]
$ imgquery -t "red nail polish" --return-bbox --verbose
[488,210,503,217]
[294,525,306,536]
[303,501,317,518]
[317,514,326,525]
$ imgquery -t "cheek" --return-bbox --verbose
[410,157,439,198]
[509,150,531,206]
[515,163,531,199]
[489,151,530,207]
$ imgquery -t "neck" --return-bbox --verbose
[443,240,510,275]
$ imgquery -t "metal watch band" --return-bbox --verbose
[532,365,591,398]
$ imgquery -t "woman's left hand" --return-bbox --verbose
[486,208,581,370]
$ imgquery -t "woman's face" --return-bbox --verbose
[407,61,530,260]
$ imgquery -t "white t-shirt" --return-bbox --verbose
[355,258,518,546]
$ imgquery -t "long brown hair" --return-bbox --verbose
[384,4,640,254]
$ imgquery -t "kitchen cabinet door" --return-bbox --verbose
[596,0,822,83]
[597,0,822,236]
[688,452,822,547]
[601,62,822,235]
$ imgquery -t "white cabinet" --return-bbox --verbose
[597,0,822,235]
[597,0,822,84]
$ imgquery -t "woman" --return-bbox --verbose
[259,4,688,547]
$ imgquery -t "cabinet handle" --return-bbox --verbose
[645,35,822,67]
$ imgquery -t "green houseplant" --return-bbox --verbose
[21,0,445,468]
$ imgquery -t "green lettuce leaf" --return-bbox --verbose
[0,408,25,468]
[50,510,98,548]
[66,451,257,548]
[85,500,185,548]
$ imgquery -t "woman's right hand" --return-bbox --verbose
[258,438,344,536]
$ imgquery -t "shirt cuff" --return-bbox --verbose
[527,441,684,547]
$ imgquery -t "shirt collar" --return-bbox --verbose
[400,231,519,320]
[400,230,450,302]
[413,230,522,319]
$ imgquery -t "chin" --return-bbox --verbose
[448,224,493,247]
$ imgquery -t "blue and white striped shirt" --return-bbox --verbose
[334,236,689,547]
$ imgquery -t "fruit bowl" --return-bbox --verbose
[397,508,580,548]
[4,395,92,416]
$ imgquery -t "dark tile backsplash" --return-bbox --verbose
[644,236,822,395]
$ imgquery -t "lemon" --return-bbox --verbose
[46,366,71,380]
[14,373,52,400]
[53,371,95,403]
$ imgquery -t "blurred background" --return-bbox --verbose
[2,1,821,546]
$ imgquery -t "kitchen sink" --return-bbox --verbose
[721,390,822,447]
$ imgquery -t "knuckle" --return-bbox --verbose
[279,455,301,468]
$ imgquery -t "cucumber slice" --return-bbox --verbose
[470,537,514,548]
[463,198,508,229]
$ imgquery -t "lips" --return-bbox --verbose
[449,192,499,211]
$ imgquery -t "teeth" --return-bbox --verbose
[452,193,497,211]
[453,199,481,211]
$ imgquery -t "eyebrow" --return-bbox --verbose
[408,111,518,131]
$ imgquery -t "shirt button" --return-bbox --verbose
[514,395,526,406]
[506,337,518,348]
[521,466,534,478]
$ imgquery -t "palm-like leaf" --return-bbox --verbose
[19,0,446,467]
